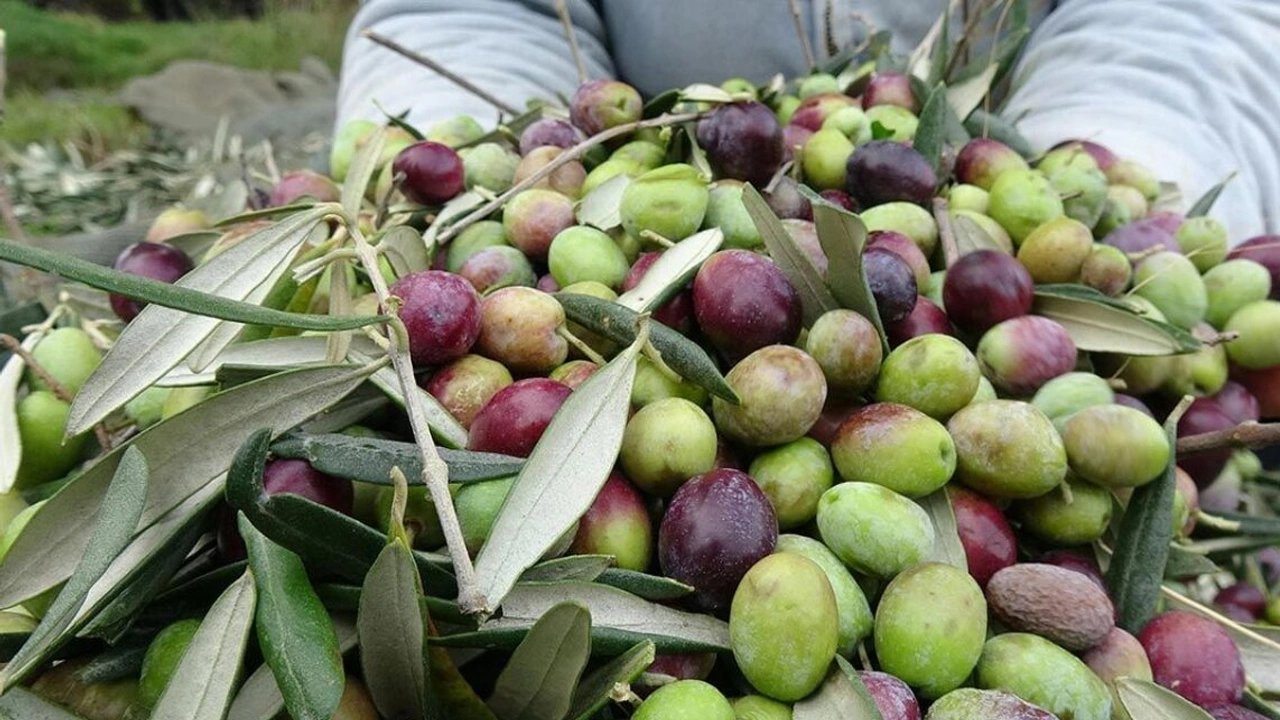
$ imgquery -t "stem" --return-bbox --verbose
[361,30,520,116]
[639,230,675,249]
[1194,511,1242,533]
[1178,421,1280,455]
[335,211,486,615]
[437,112,704,244]
[787,0,817,69]
[932,197,960,268]
[557,326,606,365]
[554,0,589,85]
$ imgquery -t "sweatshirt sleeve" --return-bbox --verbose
[1002,0,1280,242]
[334,0,614,132]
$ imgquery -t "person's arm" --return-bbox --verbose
[334,0,614,132]
[1003,0,1280,241]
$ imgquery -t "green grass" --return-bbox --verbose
[3,89,147,151]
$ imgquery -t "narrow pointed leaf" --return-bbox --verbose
[1033,285,1201,355]
[802,189,888,353]
[488,602,592,720]
[742,184,839,325]
[1187,172,1237,218]
[922,489,967,570]
[567,640,655,720]
[472,333,643,613]
[342,127,387,215]
[1244,691,1280,720]
[240,517,344,720]
[1162,589,1280,693]
[228,616,358,720]
[1116,678,1213,720]
[913,83,948,173]
[576,174,630,231]
[65,207,353,434]
[358,540,431,720]
[616,228,722,313]
[0,447,147,689]
[269,432,523,486]
[150,571,257,720]
[946,64,998,120]
[158,336,337,387]
[0,364,373,609]
[553,293,736,404]
[0,687,84,719]
[594,569,694,601]
[951,212,1003,255]
[1107,398,1188,634]
[378,225,431,277]
[0,329,46,493]
[521,556,613,583]
[424,192,486,246]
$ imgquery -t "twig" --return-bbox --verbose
[554,0,589,85]
[1178,421,1280,455]
[332,208,486,615]
[438,112,703,244]
[932,197,960,267]
[361,30,520,116]
[0,333,112,450]
[787,0,817,70]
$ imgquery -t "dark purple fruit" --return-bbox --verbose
[861,72,918,112]
[943,249,1034,335]
[693,250,802,360]
[467,378,571,458]
[218,459,353,559]
[1214,381,1262,424]
[886,296,952,347]
[658,468,778,611]
[1104,217,1179,255]
[389,270,482,367]
[110,242,195,321]
[766,176,813,220]
[858,671,920,720]
[570,79,643,135]
[1209,706,1269,720]
[864,247,918,324]
[696,101,784,187]
[1215,583,1266,622]
[393,141,465,205]
[846,140,936,208]
[867,230,931,288]
[519,118,584,155]
[820,188,858,212]
[1178,398,1236,487]
[623,251,694,333]
[948,485,1017,589]
[1140,611,1245,707]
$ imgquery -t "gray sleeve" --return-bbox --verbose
[334,0,614,131]
[1003,0,1280,241]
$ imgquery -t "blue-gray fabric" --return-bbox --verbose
[336,0,1280,240]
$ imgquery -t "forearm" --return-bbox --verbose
[335,0,613,131]
[1003,0,1280,241]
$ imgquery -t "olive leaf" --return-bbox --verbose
[424,192,486,246]
[1116,678,1214,720]
[922,489,968,570]
[964,109,1035,159]
[946,64,997,121]
[1199,510,1280,536]
[269,432,523,486]
[488,602,592,720]
[1244,689,1280,720]
[215,204,318,228]
[440,581,730,655]
[227,616,359,720]
[913,83,948,174]
[576,174,631,231]
[594,569,695,601]
[1162,588,1280,693]
[65,206,344,435]
[0,447,147,690]
[0,328,48,493]
[1107,397,1188,634]
[0,687,85,719]
[74,644,148,685]
[150,571,258,720]
[951,212,1003,255]
[158,336,338,387]
[1164,545,1219,579]
[554,293,737,404]
[800,187,889,354]
[642,88,681,118]
[566,640,655,720]
[471,328,644,614]
[1185,535,1280,556]
[351,347,470,449]
[358,539,433,720]
[342,126,387,216]
[615,228,723,314]
[378,225,432,277]
[742,184,839,326]
[793,660,884,720]
[1187,172,1237,218]
[0,364,373,610]
[521,555,614,584]
[240,518,345,720]
[678,83,736,104]
[1033,285,1201,356]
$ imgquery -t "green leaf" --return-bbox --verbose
[1116,678,1214,720]
[0,447,147,690]
[1033,285,1202,355]
[946,64,998,121]
[922,489,967,570]
[1185,535,1280,556]
[358,540,432,720]
[0,687,85,719]
[225,432,455,596]
[158,336,337,387]
[214,204,319,228]
[1164,545,1219,579]
[951,212,1004,255]
[594,569,695,601]
[554,293,737,404]
[378,225,432,278]
[1187,172,1238,218]
[351,348,470,449]
[240,517,344,720]
[924,8,949,87]
[150,571,257,720]
[1107,398,1189,634]
[1200,510,1280,536]
[488,602,592,720]
[576,174,631,232]
[269,432,523,486]
[963,109,1035,158]
[642,88,681,119]
[444,581,729,655]
[472,331,644,614]
[521,555,614,583]
[567,640,655,720]
[1244,689,1280,719]
[870,121,894,141]
[424,191,487,247]
[1162,589,1280,694]
[74,644,148,684]
[342,127,387,216]
[793,660,884,720]
[913,83,948,173]
[801,188,888,354]
[742,184,839,326]
[227,616,359,720]
[616,228,723,314]
[0,364,373,610]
